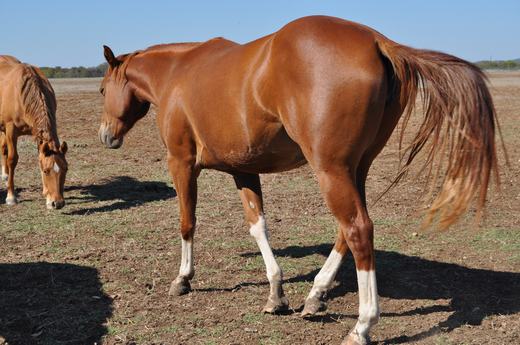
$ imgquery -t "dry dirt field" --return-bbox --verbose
[1,72,519,345]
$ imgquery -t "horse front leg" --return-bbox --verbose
[233,173,288,313]
[4,124,19,205]
[167,156,199,296]
[1,134,8,183]
[302,230,349,316]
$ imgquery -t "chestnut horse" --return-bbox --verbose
[98,16,498,344]
[0,55,68,209]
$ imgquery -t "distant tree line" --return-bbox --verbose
[36,58,520,78]
[475,59,520,70]
[40,63,108,78]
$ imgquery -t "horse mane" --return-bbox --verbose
[19,65,58,145]
[111,42,204,83]
[145,42,203,53]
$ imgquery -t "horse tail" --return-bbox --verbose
[375,35,500,228]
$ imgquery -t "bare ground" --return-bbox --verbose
[0,72,519,345]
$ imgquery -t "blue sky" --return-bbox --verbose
[1,1,518,67]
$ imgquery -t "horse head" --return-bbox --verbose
[38,141,68,209]
[98,46,150,149]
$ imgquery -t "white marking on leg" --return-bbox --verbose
[6,191,17,205]
[53,162,60,173]
[306,249,343,300]
[351,270,379,342]
[249,215,281,283]
[178,238,194,279]
[1,163,7,181]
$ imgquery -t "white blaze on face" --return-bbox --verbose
[53,162,60,173]
[46,195,54,209]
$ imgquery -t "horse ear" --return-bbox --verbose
[60,141,68,155]
[103,45,119,68]
[41,142,52,157]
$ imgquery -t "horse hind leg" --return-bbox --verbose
[314,166,379,345]
[233,173,289,313]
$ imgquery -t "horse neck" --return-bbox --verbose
[125,45,199,105]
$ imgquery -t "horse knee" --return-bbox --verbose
[342,218,374,264]
[180,221,195,241]
[7,153,18,167]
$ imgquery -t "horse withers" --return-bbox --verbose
[98,16,498,345]
[0,55,68,209]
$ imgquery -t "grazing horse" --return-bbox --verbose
[98,16,498,345]
[0,55,68,209]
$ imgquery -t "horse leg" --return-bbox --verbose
[5,124,19,205]
[302,229,349,316]
[1,134,8,183]
[233,173,288,313]
[315,166,379,345]
[302,155,379,318]
[167,156,199,296]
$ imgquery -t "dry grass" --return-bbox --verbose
[0,72,519,344]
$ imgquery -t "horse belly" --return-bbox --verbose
[202,125,307,174]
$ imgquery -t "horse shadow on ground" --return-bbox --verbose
[241,244,520,344]
[64,175,176,215]
[0,262,112,345]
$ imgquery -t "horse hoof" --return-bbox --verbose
[341,333,369,345]
[301,297,326,317]
[5,197,17,206]
[168,279,191,296]
[262,296,289,314]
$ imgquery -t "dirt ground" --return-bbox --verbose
[1,72,519,345]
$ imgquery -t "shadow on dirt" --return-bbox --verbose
[241,244,520,344]
[0,262,112,345]
[64,176,176,215]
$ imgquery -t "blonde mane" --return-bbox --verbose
[19,65,58,145]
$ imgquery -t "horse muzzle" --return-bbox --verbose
[46,198,65,210]
[99,125,123,149]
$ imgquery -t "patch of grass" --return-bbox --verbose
[260,330,283,345]
[434,335,454,345]
[286,280,311,295]
[243,312,264,324]
[160,325,178,334]
[472,227,520,263]
[244,256,265,272]
[106,325,122,336]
